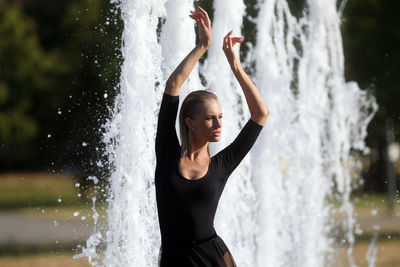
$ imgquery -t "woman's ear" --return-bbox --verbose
[185,117,193,129]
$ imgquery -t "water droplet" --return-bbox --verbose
[74,211,80,217]
[81,216,86,221]
[82,142,88,147]
[88,176,99,184]
[75,182,80,188]
[47,134,52,138]
[104,93,108,99]
[371,209,378,216]
[57,198,62,203]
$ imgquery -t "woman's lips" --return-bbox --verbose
[212,131,221,136]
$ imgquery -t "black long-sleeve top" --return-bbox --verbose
[155,93,263,245]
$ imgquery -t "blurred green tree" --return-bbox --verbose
[0,0,123,187]
[0,1,70,168]
[341,0,400,192]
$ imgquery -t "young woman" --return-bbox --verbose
[155,6,269,267]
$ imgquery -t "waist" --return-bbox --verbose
[161,232,218,248]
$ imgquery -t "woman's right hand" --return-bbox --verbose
[222,30,243,66]
[189,6,212,48]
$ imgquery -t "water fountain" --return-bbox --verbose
[76,0,377,266]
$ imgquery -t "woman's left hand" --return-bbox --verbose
[222,30,243,65]
[189,6,212,48]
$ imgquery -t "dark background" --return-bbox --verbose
[0,0,399,193]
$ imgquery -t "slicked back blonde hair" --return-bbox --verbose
[179,90,218,158]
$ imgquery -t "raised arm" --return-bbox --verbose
[164,6,212,96]
[222,31,270,126]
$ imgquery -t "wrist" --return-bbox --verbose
[229,57,241,71]
[199,42,210,50]
[196,44,209,54]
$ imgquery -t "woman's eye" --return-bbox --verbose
[206,116,222,120]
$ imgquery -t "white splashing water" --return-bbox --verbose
[76,0,377,266]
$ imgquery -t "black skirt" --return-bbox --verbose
[158,233,237,267]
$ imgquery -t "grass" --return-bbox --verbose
[0,252,90,267]
[0,172,86,209]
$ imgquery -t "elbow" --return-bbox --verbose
[262,106,270,118]
[165,79,175,90]
[164,79,179,96]
[251,108,270,126]
[259,106,270,120]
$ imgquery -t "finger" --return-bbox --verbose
[224,31,233,41]
[224,30,233,41]
[197,6,210,23]
[223,33,230,48]
[190,10,204,21]
[197,6,211,28]
[189,15,200,23]
[231,37,243,45]
[231,41,242,47]
[198,17,206,29]
[191,10,205,19]
[222,38,229,52]
[189,14,203,24]
[226,34,233,50]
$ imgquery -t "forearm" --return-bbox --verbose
[230,57,269,125]
[164,44,208,96]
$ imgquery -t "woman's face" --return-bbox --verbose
[186,99,223,143]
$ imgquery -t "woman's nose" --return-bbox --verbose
[214,118,222,128]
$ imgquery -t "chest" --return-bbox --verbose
[178,158,210,180]
[167,159,220,203]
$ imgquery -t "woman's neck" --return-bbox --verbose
[185,141,209,161]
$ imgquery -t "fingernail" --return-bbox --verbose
[200,18,203,22]
[227,36,230,40]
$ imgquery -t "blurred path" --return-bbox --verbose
[0,210,398,247]
[0,211,93,247]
